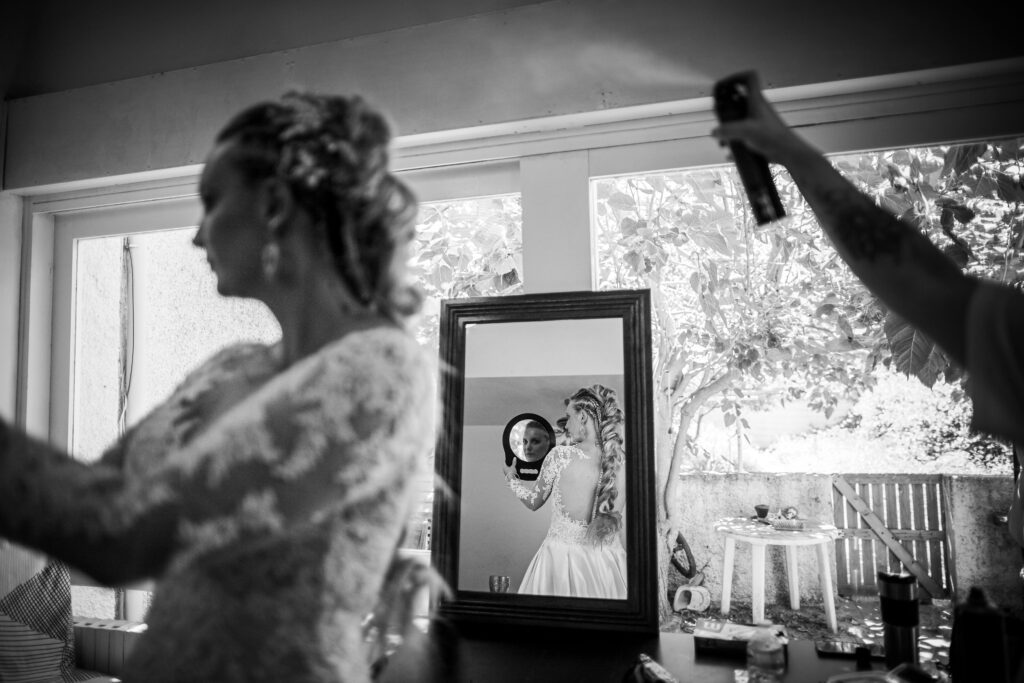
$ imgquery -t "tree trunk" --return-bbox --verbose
[656,369,738,623]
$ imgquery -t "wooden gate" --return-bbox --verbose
[832,474,952,600]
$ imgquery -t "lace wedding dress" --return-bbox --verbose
[510,445,627,599]
[0,327,435,683]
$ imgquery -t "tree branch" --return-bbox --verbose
[662,367,739,519]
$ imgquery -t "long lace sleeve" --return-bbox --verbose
[0,422,180,585]
[0,330,434,586]
[505,447,568,511]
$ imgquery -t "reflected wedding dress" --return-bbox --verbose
[509,444,627,598]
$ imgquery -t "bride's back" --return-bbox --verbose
[556,447,602,523]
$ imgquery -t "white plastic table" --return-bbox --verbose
[715,516,841,633]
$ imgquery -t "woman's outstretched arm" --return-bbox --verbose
[0,420,181,585]
[711,74,975,364]
[0,330,434,587]
[503,454,558,512]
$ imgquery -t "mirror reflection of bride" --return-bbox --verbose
[502,384,627,598]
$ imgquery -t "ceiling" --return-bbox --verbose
[0,0,551,100]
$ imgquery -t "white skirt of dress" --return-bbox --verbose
[518,537,627,599]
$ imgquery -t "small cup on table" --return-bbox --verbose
[754,504,770,520]
[489,575,511,593]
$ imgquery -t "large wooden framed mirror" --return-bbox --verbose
[433,289,657,631]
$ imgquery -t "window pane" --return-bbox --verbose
[410,194,523,352]
[404,193,523,550]
[69,193,523,588]
[71,227,278,618]
[72,236,123,463]
[593,138,1021,475]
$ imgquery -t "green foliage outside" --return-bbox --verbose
[409,195,523,351]
[593,139,1023,589]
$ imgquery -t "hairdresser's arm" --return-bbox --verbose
[712,81,975,364]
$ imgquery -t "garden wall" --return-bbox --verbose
[677,473,1021,611]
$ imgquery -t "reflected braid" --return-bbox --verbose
[569,385,625,545]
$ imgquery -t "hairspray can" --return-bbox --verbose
[712,71,786,225]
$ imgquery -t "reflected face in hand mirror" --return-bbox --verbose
[522,424,552,462]
[503,414,556,482]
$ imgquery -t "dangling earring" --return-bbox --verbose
[261,242,281,280]
[575,420,587,443]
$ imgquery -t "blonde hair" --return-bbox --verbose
[215,92,421,323]
[566,384,625,544]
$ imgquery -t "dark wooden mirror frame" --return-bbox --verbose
[433,289,657,632]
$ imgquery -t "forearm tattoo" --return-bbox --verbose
[819,187,907,264]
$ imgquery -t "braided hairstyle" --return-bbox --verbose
[215,92,421,322]
[566,384,626,545]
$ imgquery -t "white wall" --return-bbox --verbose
[465,319,623,378]
[458,426,552,592]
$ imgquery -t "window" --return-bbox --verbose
[593,137,1023,475]
[59,186,522,618]
[14,61,1021,621]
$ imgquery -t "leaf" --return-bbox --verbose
[624,251,642,274]
[950,204,976,224]
[942,243,971,268]
[723,413,736,427]
[996,172,1024,203]
[883,313,942,387]
[836,316,854,339]
[814,303,835,318]
[690,230,732,256]
[942,143,987,177]
[608,191,637,212]
[940,208,954,231]
[621,216,639,236]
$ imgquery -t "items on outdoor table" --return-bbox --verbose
[781,506,799,520]
[769,518,806,531]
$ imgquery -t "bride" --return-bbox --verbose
[503,384,627,599]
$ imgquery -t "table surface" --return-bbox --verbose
[378,625,883,682]
[716,516,841,544]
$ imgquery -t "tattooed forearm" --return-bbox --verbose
[818,187,907,263]
[782,146,974,362]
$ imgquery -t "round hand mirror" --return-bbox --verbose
[502,413,556,481]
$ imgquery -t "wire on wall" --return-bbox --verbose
[115,236,136,621]
[117,237,136,439]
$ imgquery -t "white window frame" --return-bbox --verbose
[5,58,1023,592]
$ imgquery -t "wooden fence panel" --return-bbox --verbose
[832,475,950,600]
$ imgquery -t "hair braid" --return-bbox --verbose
[567,385,625,545]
